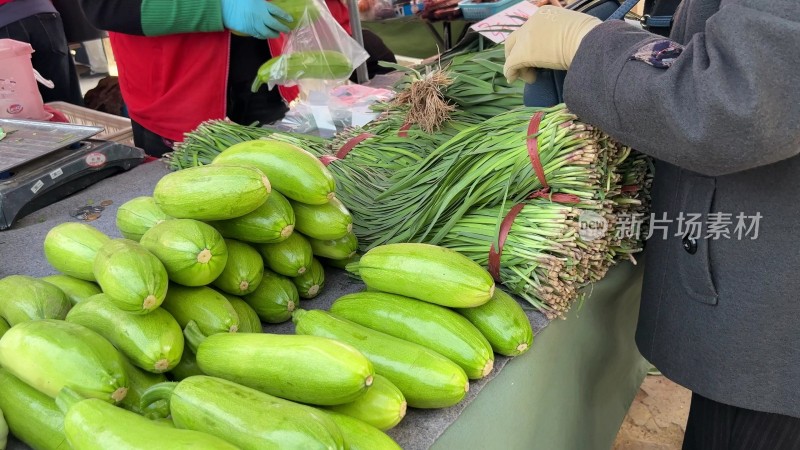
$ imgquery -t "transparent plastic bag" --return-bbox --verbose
[252,0,370,92]
[278,84,394,135]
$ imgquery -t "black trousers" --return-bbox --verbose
[0,12,84,105]
[131,120,174,158]
[683,393,800,450]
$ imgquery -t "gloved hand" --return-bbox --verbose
[503,6,601,84]
[221,0,293,40]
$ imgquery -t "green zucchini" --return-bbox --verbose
[324,411,402,450]
[309,232,358,260]
[116,196,173,241]
[154,164,271,220]
[456,288,533,356]
[161,284,240,336]
[293,309,469,408]
[0,318,8,338]
[0,320,128,403]
[43,222,110,281]
[93,239,169,314]
[65,294,184,373]
[118,357,170,418]
[331,292,494,379]
[141,376,345,450]
[41,274,101,305]
[182,321,205,354]
[210,190,295,244]
[168,348,204,381]
[140,219,228,287]
[325,374,406,431]
[293,258,325,299]
[253,52,353,91]
[0,405,6,450]
[0,369,69,450]
[211,239,264,295]
[153,417,175,427]
[269,0,319,30]
[290,198,352,240]
[59,391,239,450]
[213,139,335,205]
[258,231,313,276]
[0,275,71,325]
[242,270,298,323]
[348,243,495,308]
[222,294,262,333]
[195,332,374,405]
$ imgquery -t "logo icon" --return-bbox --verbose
[578,210,608,241]
[85,152,107,167]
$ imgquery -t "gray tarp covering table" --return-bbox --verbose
[0,161,648,450]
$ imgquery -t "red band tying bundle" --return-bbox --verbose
[335,133,375,159]
[528,188,583,204]
[319,155,339,166]
[524,111,584,204]
[488,203,526,282]
[621,184,640,193]
[526,112,548,190]
[398,122,413,137]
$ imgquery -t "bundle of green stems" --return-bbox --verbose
[166,120,327,170]
[441,199,585,316]
[325,130,431,172]
[441,47,526,118]
[322,112,482,177]
[434,159,649,316]
[606,152,655,263]
[394,47,525,120]
[349,106,620,249]
[362,107,484,146]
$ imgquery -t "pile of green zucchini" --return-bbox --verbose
[295,242,534,411]
[0,138,541,450]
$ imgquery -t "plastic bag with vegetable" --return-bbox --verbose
[252,0,370,92]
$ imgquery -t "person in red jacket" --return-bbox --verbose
[80,0,396,157]
[79,0,296,157]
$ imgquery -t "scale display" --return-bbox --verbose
[0,118,145,230]
[0,118,103,173]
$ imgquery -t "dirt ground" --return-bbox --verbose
[613,375,692,450]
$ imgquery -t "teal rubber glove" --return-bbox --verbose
[221,0,293,40]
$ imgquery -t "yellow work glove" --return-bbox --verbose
[503,6,602,84]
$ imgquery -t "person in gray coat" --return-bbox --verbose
[504,1,800,448]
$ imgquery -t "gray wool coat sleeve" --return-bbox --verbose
[563,0,800,177]
[561,0,800,418]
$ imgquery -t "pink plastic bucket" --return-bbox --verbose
[0,39,50,120]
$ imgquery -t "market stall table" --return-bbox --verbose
[0,161,649,450]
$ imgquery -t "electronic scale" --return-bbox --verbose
[0,118,145,230]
